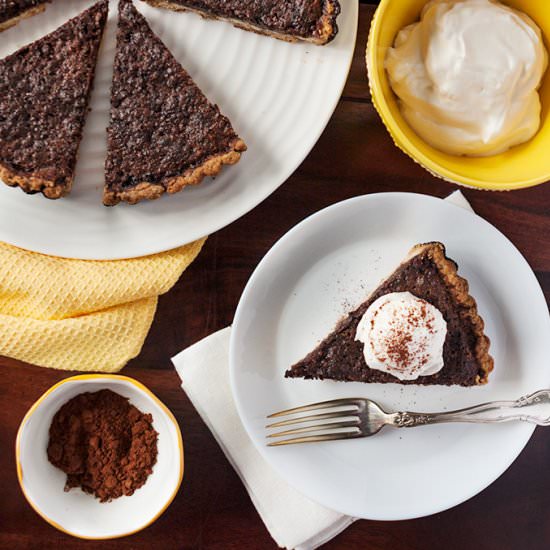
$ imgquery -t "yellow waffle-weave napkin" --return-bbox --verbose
[0,238,206,372]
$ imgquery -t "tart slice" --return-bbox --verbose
[103,0,246,206]
[286,242,494,386]
[0,0,51,32]
[0,0,108,199]
[141,0,341,44]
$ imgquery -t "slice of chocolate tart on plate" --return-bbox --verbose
[0,0,51,32]
[286,242,494,386]
[103,0,246,206]
[0,0,108,199]
[140,0,341,44]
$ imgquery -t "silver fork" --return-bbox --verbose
[266,389,550,446]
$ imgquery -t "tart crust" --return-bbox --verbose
[142,0,340,44]
[0,160,70,199]
[103,138,247,206]
[0,4,47,32]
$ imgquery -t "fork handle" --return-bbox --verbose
[388,389,550,428]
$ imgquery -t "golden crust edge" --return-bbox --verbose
[317,0,340,44]
[103,138,247,206]
[0,161,71,199]
[0,4,47,32]
[141,0,339,44]
[409,242,494,385]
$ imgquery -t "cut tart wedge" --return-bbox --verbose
[0,0,108,199]
[0,0,51,32]
[286,242,494,386]
[141,0,341,44]
[103,0,246,206]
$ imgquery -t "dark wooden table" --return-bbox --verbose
[2,3,550,549]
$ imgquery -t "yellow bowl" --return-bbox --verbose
[366,0,550,190]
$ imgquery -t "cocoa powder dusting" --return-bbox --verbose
[47,389,158,502]
[385,332,414,368]
[381,301,435,373]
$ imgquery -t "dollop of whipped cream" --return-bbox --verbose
[355,292,447,381]
[385,0,548,157]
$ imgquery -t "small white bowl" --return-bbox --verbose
[16,374,184,540]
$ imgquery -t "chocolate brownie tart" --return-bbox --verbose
[286,243,494,386]
[0,0,108,199]
[103,0,246,206]
[0,0,51,32]
[141,0,340,44]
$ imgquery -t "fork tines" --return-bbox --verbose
[266,398,364,446]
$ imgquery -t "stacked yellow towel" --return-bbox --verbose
[0,238,206,372]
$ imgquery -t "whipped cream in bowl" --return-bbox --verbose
[355,292,447,381]
[385,0,548,157]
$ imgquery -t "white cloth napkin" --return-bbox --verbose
[171,190,473,549]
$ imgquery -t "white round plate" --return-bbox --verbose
[230,192,550,520]
[0,0,357,259]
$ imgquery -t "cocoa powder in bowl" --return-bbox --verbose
[47,389,158,502]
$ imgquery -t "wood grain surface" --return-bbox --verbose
[1,3,550,549]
